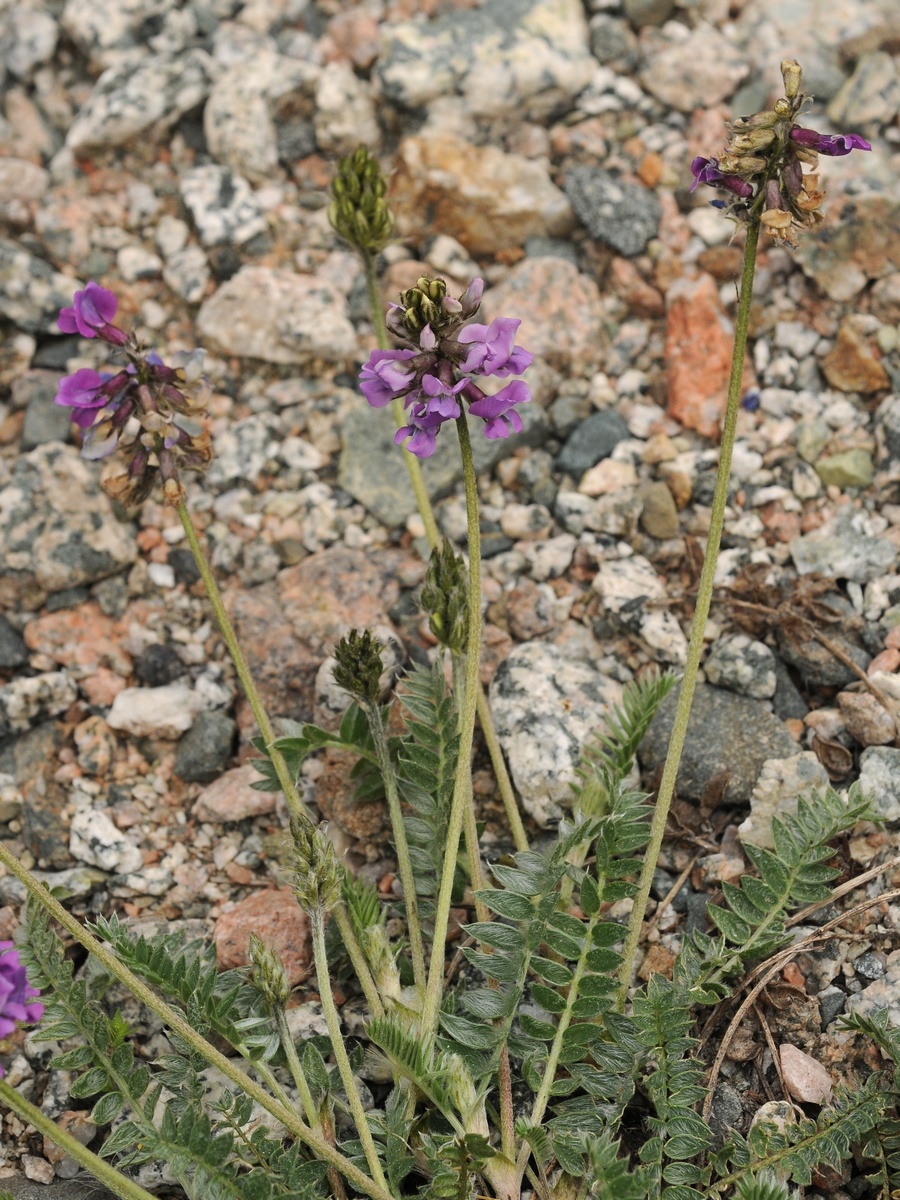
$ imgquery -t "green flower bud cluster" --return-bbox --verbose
[395,276,451,337]
[248,933,292,1011]
[421,537,469,655]
[290,819,343,915]
[332,628,385,706]
[328,147,394,255]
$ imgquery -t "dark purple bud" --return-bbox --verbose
[741,389,761,412]
[782,151,803,197]
[789,127,872,156]
[764,179,783,210]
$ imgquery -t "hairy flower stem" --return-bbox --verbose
[177,502,377,1009]
[361,698,427,991]
[452,653,490,924]
[310,909,390,1193]
[275,989,348,1200]
[0,1080,157,1200]
[176,501,310,823]
[364,255,527,854]
[0,842,393,1200]
[421,416,483,1038]
[616,222,760,1010]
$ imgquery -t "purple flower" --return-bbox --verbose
[0,943,44,1074]
[54,368,111,428]
[57,282,127,345]
[457,317,533,377]
[467,380,531,440]
[394,408,447,458]
[690,157,754,198]
[789,127,871,156]
[360,349,417,408]
[418,374,466,420]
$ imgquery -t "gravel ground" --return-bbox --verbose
[2,0,900,1186]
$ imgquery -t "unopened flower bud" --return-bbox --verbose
[730,128,777,153]
[249,934,292,1010]
[781,59,802,99]
[328,147,394,255]
[290,819,343,914]
[397,276,449,336]
[730,111,780,131]
[332,628,385,706]
[421,537,468,654]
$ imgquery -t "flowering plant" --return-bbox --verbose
[0,943,43,1076]
[54,283,211,506]
[690,58,870,247]
[360,276,532,457]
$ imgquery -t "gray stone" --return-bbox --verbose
[858,746,900,823]
[707,1081,743,1147]
[771,656,809,721]
[135,643,186,687]
[0,1173,116,1200]
[162,243,210,303]
[489,640,625,827]
[207,414,280,487]
[623,0,673,28]
[875,393,900,465]
[196,266,356,364]
[737,753,832,849]
[556,409,630,476]
[314,60,379,156]
[795,194,900,302]
[777,614,870,689]
[846,948,900,1026]
[814,448,875,490]
[338,401,549,528]
[1,6,58,80]
[61,0,180,67]
[21,387,74,451]
[818,986,846,1028]
[638,21,747,112]
[376,0,594,120]
[0,240,84,335]
[0,615,28,669]
[0,443,137,610]
[174,711,236,783]
[639,683,798,804]
[107,684,200,739]
[705,634,777,700]
[827,51,900,128]
[180,164,266,248]
[790,508,896,582]
[564,167,661,257]
[855,951,886,982]
[66,50,215,151]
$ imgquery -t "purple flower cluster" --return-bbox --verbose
[360,277,533,458]
[0,943,43,1077]
[54,283,212,506]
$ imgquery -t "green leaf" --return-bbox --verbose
[461,988,514,1020]
[464,922,524,952]
[586,947,622,973]
[91,1091,125,1126]
[530,983,567,1014]
[440,1012,501,1050]
[531,956,573,986]
[69,1067,110,1098]
[580,875,601,917]
[50,1046,95,1071]
[476,889,535,921]
[519,1013,557,1041]
[707,903,751,944]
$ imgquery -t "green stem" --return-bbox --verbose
[615,222,760,1010]
[310,910,390,1193]
[0,842,394,1200]
[176,501,310,824]
[452,653,490,924]
[420,416,483,1038]
[363,253,526,851]
[333,903,384,1020]
[273,1006,318,1125]
[362,699,427,993]
[0,1080,157,1200]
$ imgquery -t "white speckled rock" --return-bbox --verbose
[204,50,317,183]
[738,753,832,849]
[857,746,900,823]
[489,640,625,827]
[196,266,357,364]
[0,671,77,736]
[0,240,83,334]
[0,444,138,609]
[790,505,897,582]
[846,948,900,1025]
[69,807,143,873]
[66,50,215,151]
[193,764,278,823]
[107,683,201,738]
[704,634,777,699]
[314,60,378,155]
[179,164,266,248]
[376,0,594,119]
[638,21,747,112]
[592,554,688,665]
